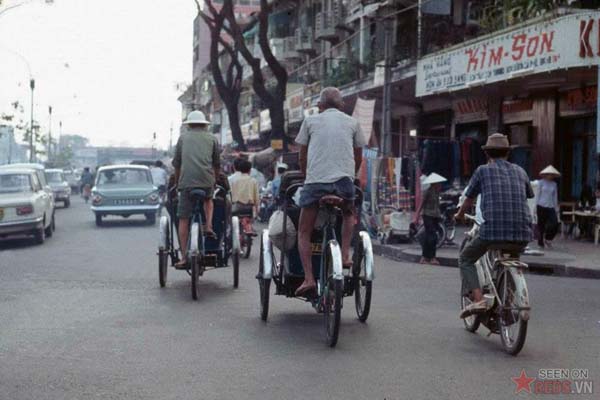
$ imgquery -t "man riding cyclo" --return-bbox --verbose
[172,110,220,267]
[230,159,259,235]
[294,87,366,297]
[455,133,534,319]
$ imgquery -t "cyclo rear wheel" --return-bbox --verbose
[258,238,270,321]
[158,249,168,288]
[353,237,372,322]
[497,268,528,356]
[324,241,343,347]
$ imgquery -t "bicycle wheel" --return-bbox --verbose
[497,268,528,356]
[191,254,199,300]
[232,250,240,288]
[242,235,252,259]
[435,222,446,249]
[324,241,343,347]
[460,282,480,333]
[158,249,168,288]
[353,237,372,322]
[258,238,270,321]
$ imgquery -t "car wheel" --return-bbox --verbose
[34,225,45,245]
[95,213,103,227]
[45,215,54,238]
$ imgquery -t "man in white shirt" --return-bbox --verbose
[150,160,168,191]
[294,87,366,296]
[228,158,243,186]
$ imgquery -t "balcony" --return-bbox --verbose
[315,11,339,42]
[295,28,316,55]
[282,37,300,60]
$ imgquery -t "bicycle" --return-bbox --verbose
[460,214,531,356]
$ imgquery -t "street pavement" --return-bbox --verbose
[1,197,598,400]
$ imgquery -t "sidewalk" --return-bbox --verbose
[372,228,600,279]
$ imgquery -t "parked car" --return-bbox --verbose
[91,165,160,226]
[45,168,71,207]
[0,163,56,224]
[0,168,55,244]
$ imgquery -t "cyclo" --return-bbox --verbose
[257,171,374,347]
[158,181,241,300]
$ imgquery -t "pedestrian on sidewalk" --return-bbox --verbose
[416,173,447,265]
[536,165,561,249]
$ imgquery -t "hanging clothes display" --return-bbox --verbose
[420,139,457,182]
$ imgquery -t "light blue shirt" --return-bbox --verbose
[536,179,558,210]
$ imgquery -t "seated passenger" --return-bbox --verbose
[231,160,259,229]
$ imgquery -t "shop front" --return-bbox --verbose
[558,86,598,201]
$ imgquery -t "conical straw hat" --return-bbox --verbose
[540,165,560,177]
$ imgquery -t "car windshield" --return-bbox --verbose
[0,174,32,193]
[97,168,151,186]
[45,172,64,183]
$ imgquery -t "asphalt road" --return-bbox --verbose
[1,197,598,400]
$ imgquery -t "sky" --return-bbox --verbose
[0,0,196,149]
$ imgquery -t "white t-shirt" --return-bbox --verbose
[150,167,168,186]
[295,108,366,184]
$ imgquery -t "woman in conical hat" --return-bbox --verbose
[536,165,560,249]
[416,173,447,265]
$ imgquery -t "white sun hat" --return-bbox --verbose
[540,165,561,177]
[183,110,210,125]
[423,172,448,185]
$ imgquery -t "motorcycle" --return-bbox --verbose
[258,189,273,223]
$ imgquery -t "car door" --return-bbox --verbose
[37,170,55,213]
[31,174,50,226]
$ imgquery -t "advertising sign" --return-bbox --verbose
[416,12,600,97]
[352,97,376,144]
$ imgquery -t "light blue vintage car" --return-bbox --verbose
[91,165,160,226]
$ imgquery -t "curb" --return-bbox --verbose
[372,243,600,280]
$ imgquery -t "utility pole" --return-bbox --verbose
[48,105,52,162]
[29,78,35,162]
[169,123,173,156]
[380,17,393,157]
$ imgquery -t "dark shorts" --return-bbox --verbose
[178,187,213,218]
[299,177,355,214]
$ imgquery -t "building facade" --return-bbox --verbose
[185,0,600,200]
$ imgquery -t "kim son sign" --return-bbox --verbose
[416,12,600,97]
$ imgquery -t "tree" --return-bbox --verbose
[225,0,289,150]
[195,0,247,150]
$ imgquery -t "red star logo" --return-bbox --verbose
[512,369,535,394]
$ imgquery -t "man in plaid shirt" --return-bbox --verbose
[455,133,534,318]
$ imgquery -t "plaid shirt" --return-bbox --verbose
[465,160,534,242]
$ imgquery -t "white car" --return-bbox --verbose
[0,168,55,244]
[45,168,72,207]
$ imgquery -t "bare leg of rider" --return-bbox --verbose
[204,198,214,234]
[296,206,319,295]
[341,212,354,267]
[177,218,190,265]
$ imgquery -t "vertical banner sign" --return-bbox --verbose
[416,12,600,97]
[352,98,376,144]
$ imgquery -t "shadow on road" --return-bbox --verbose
[157,276,238,303]
[96,218,155,228]
[0,236,37,250]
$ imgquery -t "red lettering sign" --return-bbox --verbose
[512,34,527,61]
[580,19,594,57]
